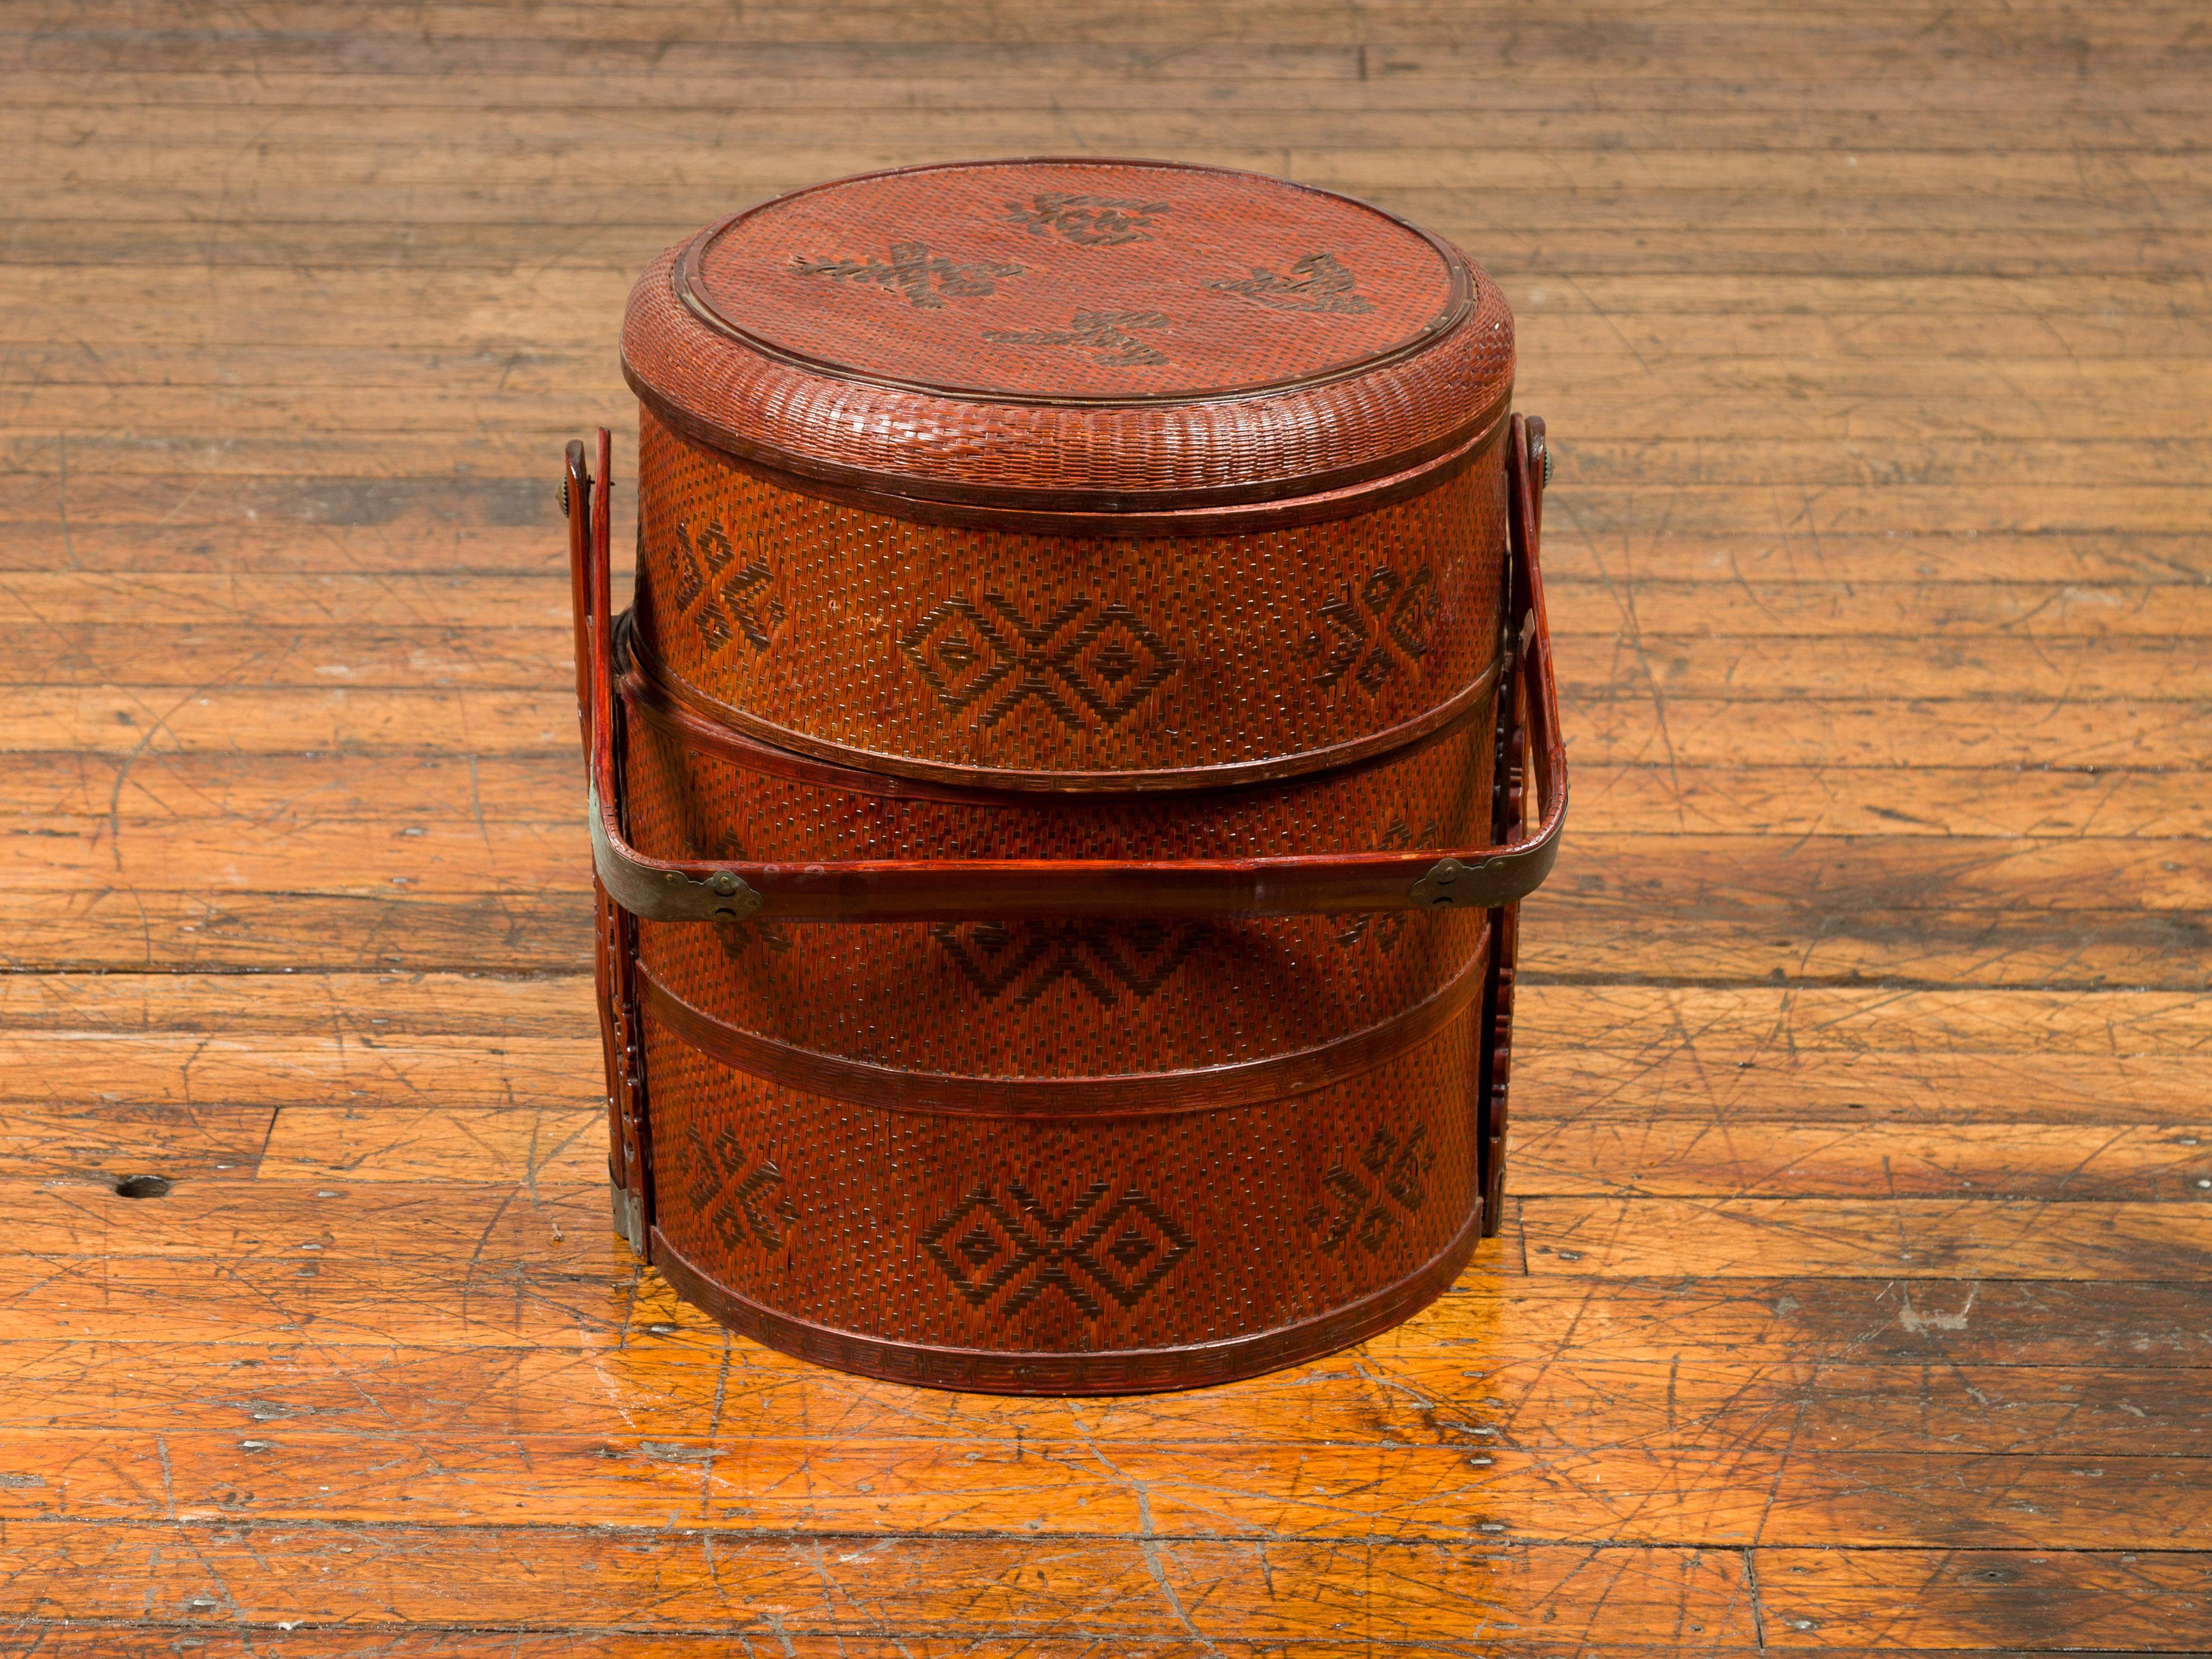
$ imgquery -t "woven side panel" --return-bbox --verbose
[621,684,1494,1079]
[633,410,1506,777]
[644,1009,1479,1356]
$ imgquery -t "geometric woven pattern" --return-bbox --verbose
[1309,565,1439,694]
[681,1122,799,1253]
[921,1180,1196,1316]
[929,920,1206,1007]
[665,515,788,658]
[897,593,1180,731]
[1303,1121,1438,1258]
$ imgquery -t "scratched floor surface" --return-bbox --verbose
[3,2,2210,1652]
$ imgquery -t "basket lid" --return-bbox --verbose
[622,158,1513,529]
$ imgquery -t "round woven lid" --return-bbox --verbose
[622,158,1514,526]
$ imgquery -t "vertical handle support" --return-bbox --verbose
[1475,414,1548,1236]
[568,429,651,1257]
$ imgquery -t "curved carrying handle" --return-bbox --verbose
[568,415,1566,924]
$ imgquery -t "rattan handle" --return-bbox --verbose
[567,417,1567,924]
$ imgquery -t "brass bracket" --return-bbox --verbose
[589,784,764,923]
[1407,848,1552,911]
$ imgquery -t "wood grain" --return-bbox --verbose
[6,0,2207,1650]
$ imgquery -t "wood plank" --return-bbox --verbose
[22,267,2212,334]
[0,1179,607,1264]
[4,265,2210,350]
[5,3,2197,44]
[9,1027,2212,1133]
[0,1632,1768,1659]
[8,752,2212,843]
[11,103,2212,165]
[0,1335,2199,1457]
[0,1103,274,1180]
[22,376,2212,448]
[14,374,2212,450]
[1515,1050,2212,1125]
[16,971,2212,1051]
[10,633,2212,714]
[18,424,2212,489]
[18,218,2208,278]
[6,690,2208,780]
[1520,1197,2212,1279]
[8,514,2212,592]
[1512,1121,2212,1198]
[1464,1360,2212,1457]
[1517,908,2212,992]
[0,890,596,973]
[15,1259,2210,1368]
[0,970,593,1032]
[1525,982,2212,1053]
[0,752,582,822]
[1572,764,2212,840]
[4,819,584,894]
[17,104,2212,163]
[6,731,2210,854]
[1563,699,2212,769]
[14,23,2207,83]
[17,187,2212,256]
[7,646,2212,750]
[0,631,578,690]
[20,972,2212,1157]
[1,1426,2204,1550]
[4,1097,606,1185]
[23,2,2211,49]
[8,1254,637,1349]
[4,280,2211,355]
[0,687,577,754]
[18,1030,2212,1137]
[6,475,2202,597]
[257,1107,606,1182]
[7,64,2209,124]
[1753,1547,2212,1651]
[19,1090,2211,1195]
[0,1002,622,1154]
[11,817,2212,915]
[0,1522,1756,1643]
[11,888,2209,987]
[0,1634,1540,1659]
[15,568,2212,636]
[1406,1275,2212,1369]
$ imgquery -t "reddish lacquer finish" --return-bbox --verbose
[568,159,1562,1394]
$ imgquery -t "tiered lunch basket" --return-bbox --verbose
[564,158,1564,1394]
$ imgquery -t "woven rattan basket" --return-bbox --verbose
[564,158,1564,1393]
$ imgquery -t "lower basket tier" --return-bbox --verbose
[633,999,1484,1394]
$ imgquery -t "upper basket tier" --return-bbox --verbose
[620,157,1515,530]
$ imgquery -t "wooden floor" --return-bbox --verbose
[5,2,2209,1652]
